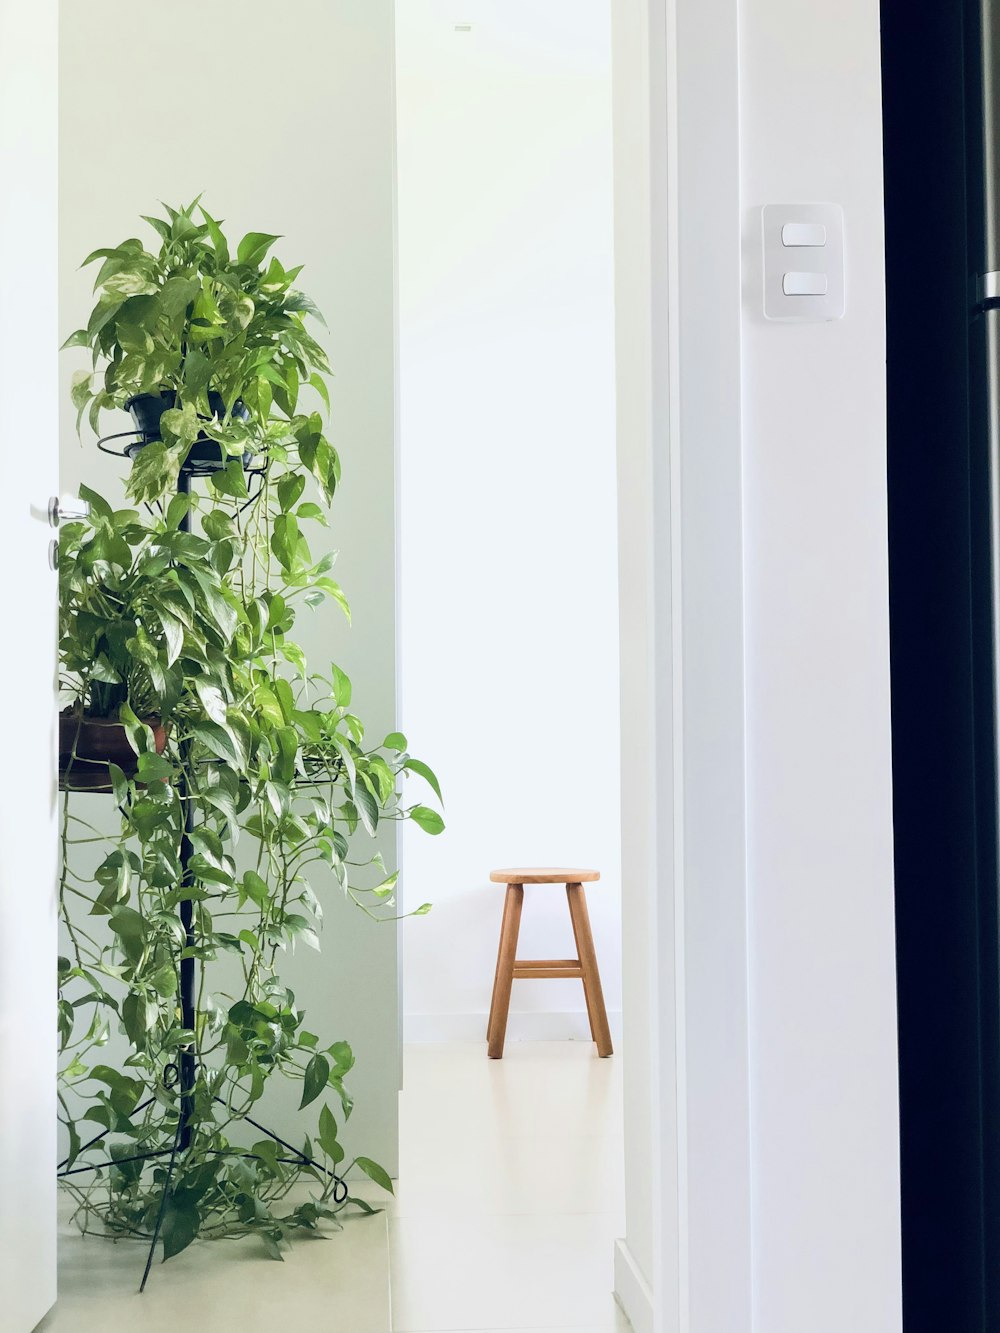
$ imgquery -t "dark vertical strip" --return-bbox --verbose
[177,468,196,1152]
[970,8,1000,1326]
[882,0,996,1327]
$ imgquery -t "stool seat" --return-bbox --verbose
[486,868,612,1059]
[489,867,600,884]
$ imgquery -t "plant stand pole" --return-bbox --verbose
[137,468,196,1289]
[177,468,196,1152]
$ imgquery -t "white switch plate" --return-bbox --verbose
[762,204,845,322]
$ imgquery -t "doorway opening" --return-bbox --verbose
[395,3,625,1329]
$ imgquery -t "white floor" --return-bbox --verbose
[40,1196,391,1332]
[389,1041,629,1333]
[36,1040,627,1333]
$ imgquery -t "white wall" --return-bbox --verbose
[395,1,621,1042]
[58,0,402,1172]
[0,2,58,1328]
[612,0,901,1330]
[740,0,902,1329]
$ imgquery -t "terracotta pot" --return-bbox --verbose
[59,711,168,793]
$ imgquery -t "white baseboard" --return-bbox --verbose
[614,1238,653,1333]
[404,1009,623,1045]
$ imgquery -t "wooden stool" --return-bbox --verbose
[486,868,613,1059]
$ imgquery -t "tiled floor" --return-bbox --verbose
[39,1197,391,1333]
[36,1041,627,1333]
[389,1042,630,1333]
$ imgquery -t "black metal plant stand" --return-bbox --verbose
[58,442,348,1292]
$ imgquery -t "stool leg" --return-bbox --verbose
[566,882,613,1057]
[486,886,514,1048]
[487,883,523,1059]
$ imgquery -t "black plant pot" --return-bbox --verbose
[125,390,253,472]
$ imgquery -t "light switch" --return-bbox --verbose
[781,222,827,247]
[782,271,828,296]
[761,204,845,321]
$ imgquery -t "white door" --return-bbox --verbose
[0,0,59,1329]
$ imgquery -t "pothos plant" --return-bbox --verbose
[57,199,442,1264]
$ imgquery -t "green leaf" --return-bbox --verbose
[182,346,213,404]
[117,702,146,755]
[382,731,407,752]
[277,472,305,512]
[403,758,443,804]
[237,231,281,268]
[127,440,183,504]
[409,805,445,835]
[136,751,173,783]
[327,1040,355,1075]
[109,906,146,966]
[160,402,200,448]
[194,679,228,725]
[242,871,270,908]
[108,762,129,805]
[317,1104,343,1164]
[199,206,230,262]
[161,1198,200,1259]
[275,726,298,783]
[369,871,399,901]
[80,245,121,267]
[354,1156,394,1195]
[283,913,319,951]
[62,1117,82,1170]
[159,611,184,666]
[115,294,160,353]
[189,721,239,766]
[274,363,299,418]
[78,483,112,520]
[165,492,193,529]
[160,275,201,318]
[331,664,352,708]
[313,577,350,622]
[70,368,92,408]
[309,371,331,416]
[260,1231,285,1261]
[299,1053,330,1109]
[285,291,328,326]
[353,782,379,836]
[142,213,172,242]
[209,460,249,499]
[295,501,327,525]
[101,270,157,298]
[121,991,152,1044]
[149,964,178,997]
[271,513,300,571]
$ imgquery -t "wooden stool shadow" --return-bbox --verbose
[486,868,613,1059]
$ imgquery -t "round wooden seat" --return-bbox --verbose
[489,867,600,884]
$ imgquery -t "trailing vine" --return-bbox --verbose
[57,199,441,1262]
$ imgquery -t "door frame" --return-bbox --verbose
[611,0,753,1329]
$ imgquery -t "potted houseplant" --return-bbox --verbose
[57,199,443,1270]
[59,499,174,789]
[59,199,338,785]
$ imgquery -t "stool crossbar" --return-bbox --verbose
[486,868,613,1059]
